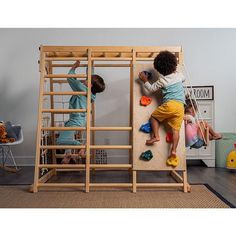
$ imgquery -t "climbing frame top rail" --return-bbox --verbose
[41,46,183,63]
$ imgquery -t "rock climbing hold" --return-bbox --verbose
[166,132,173,143]
[140,150,153,161]
[140,121,152,133]
[166,155,180,167]
[140,96,152,106]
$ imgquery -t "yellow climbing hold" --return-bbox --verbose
[226,150,236,169]
[166,155,180,167]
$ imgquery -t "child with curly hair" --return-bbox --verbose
[139,51,185,157]
[184,98,222,148]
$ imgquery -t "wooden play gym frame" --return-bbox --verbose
[32,45,191,193]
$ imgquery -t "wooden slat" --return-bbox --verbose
[92,57,132,61]
[38,183,85,188]
[39,164,85,168]
[45,74,87,78]
[40,145,86,149]
[38,169,55,183]
[33,46,46,193]
[42,127,86,131]
[137,183,184,187]
[90,164,132,168]
[86,48,92,193]
[41,126,132,131]
[41,46,182,53]
[44,91,87,95]
[52,63,131,68]
[90,183,132,187]
[90,145,132,149]
[42,109,86,113]
[45,57,87,61]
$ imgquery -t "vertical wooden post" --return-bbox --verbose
[131,49,137,193]
[33,46,46,193]
[183,170,188,193]
[91,61,95,167]
[85,49,92,193]
[91,102,95,165]
[49,61,57,169]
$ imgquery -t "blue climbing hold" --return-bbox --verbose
[140,121,152,133]
[140,150,153,161]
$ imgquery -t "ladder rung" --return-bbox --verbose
[39,164,85,168]
[90,164,132,169]
[43,92,87,96]
[42,109,86,113]
[42,127,86,131]
[40,145,86,149]
[90,183,132,187]
[45,74,87,78]
[90,145,132,149]
[45,57,88,61]
[40,145,131,149]
[38,183,85,188]
[91,127,132,131]
[92,57,132,61]
[41,126,131,131]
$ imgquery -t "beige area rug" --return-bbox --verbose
[0,185,232,208]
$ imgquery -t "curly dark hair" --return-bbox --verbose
[153,51,177,76]
[185,98,197,113]
[91,74,105,94]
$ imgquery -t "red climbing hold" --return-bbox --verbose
[140,96,152,106]
[166,132,173,143]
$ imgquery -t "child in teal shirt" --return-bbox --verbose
[57,61,105,164]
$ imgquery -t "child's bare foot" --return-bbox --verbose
[213,133,222,140]
[61,153,71,164]
[146,137,160,145]
[171,150,177,157]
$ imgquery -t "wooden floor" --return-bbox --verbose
[0,165,236,206]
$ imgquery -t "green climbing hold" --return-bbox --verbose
[140,150,153,161]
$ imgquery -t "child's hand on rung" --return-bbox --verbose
[71,60,81,70]
[139,71,148,83]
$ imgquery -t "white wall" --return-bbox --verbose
[0,29,235,165]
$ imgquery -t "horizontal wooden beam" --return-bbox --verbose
[38,183,85,188]
[90,145,132,149]
[45,57,87,61]
[42,127,86,131]
[43,91,87,96]
[39,164,85,168]
[92,57,132,61]
[41,46,182,53]
[51,63,131,68]
[136,183,183,187]
[40,145,86,149]
[89,183,132,187]
[90,164,132,168]
[41,126,132,131]
[45,74,87,78]
[42,109,86,113]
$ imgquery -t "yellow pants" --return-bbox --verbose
[151,100,184,131]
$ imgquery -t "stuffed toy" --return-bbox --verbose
[0,122,15,143]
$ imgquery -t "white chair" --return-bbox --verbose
[0,125,23,172]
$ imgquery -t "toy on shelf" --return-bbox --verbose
[226,143,236,169]
[166,154,180,167]
[140,121,152,133]
[140,150,153,161]
[140,96,152,106]
[166,132,173,143]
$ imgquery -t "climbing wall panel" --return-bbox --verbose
[133,64,186,171]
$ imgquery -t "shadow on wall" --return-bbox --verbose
[0,76,38,156]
